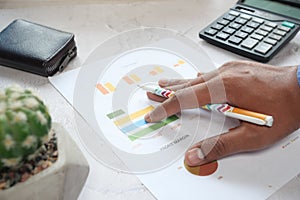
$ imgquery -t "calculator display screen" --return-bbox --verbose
[240,0,300,20]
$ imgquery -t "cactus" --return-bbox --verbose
[0,85,51,170]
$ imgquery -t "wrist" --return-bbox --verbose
[290,65,300,128]
[297,65,300,87]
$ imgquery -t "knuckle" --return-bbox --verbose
[210,138,228,158]
[219,61,242,71]
[163,95,180,113]
[219,60,251,72]
[150,105,167,120]
[200,137,228,160]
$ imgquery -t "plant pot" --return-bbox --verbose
[0,123,89,200]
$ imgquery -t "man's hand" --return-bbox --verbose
[144,61,300,166]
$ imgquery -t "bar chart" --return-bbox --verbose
[106,106,179,141]
[96,82,116,95]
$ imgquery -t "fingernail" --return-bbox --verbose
[187,148,204,165]
[144,113,151,122]
[158,79,168,86]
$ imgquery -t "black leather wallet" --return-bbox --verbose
[0,19,77,77]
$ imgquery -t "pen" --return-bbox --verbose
[138,84,175,98]
[138,84,273,127]
[202,104,273,127]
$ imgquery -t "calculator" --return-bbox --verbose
[199,0,300,62]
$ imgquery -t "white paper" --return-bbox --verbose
[49,44,300,200]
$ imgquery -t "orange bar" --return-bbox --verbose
[123,76,134,85]
[232,108,267,120]
[96,83,109,95]
[149,71,157,76]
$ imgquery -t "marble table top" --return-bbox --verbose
[0,0,299,199]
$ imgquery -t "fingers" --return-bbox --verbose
[146,78,201,104]
[145,68,224,122]
[158,79,193,87]
[146,74,209,105]
[145,73,227,122]
[147,76,207,104]
[145,82,212,122]
[197,72,203,77]
[144,94,181,122]
[185,124,268,166]
[146,92,166,102]
[159,70,219,92]
[147,70,220,105]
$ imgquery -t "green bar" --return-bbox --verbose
[128,115,179,141]
[106,109,125,119]
[282,21,295,28]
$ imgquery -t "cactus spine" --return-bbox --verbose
[0,86,51,170]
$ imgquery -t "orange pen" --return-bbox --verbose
[202,104,273,127]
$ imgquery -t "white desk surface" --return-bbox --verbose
[0,1,299,199]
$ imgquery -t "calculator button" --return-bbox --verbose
[216,32,230,40]
[229,10,240,16]
[269,34,282,41]
[205,29,218,36]
[264,38,277,45]
[251,33,264,41]
[247,21,260,29]
[223,14,236,21]
[255,29,268,36]
[235,18,247,25]
[228,36,242,45]
[217,19,230,26]
[241,26,254,34]
[211,24,224,30]
[278,25,290,32]
[223,27,236,35]
[240,14,252,20]
[273,29,286,36]
[265,22,277,28]
[241,38,259,49]
[235,31,248,39]
[260,25,273,32]
[254,43,272,54]
[229,22,242,30]
[252,17,264,24]
[282,21,295,28]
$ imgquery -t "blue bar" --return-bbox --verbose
[120,119,148,133]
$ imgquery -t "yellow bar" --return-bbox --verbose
[130,74,141,82]
[154,66,164,73]
[232,108,267,120]
[104,82,116,92]
[178,60,185,65]
[114,105,154,126]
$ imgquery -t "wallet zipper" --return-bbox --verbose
[58,48,76,72]
[45,40,76,75]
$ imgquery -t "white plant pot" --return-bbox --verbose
[0,123,89,200]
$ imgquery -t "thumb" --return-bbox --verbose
[185,124,261,166]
